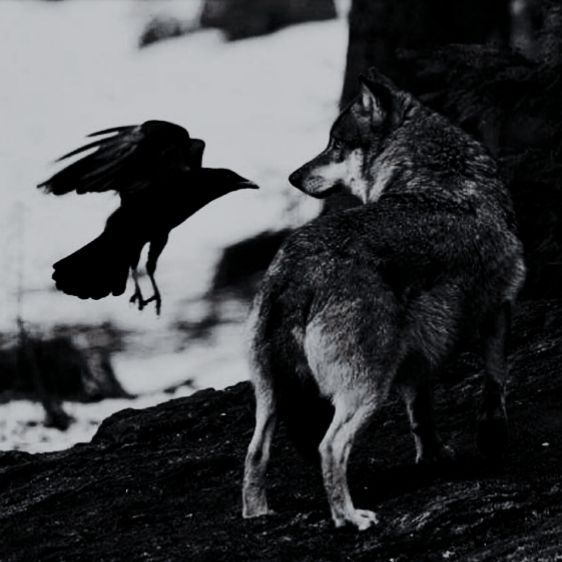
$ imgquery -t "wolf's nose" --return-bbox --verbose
[288,168,303,188]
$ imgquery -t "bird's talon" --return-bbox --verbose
[129,291,146,310]
[139,294,162,315]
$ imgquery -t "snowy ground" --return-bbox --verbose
[0,1,349,451]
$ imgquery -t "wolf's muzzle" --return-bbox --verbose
[288,167,306,189]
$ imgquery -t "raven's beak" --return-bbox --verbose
[238,178,259,190]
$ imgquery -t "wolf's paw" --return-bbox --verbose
[335,508,378,531]
[477,416,508,460]
[242,501,274,519]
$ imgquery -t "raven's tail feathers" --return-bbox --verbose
[52,230,132,300]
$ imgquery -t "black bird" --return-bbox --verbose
[39,120,258,314]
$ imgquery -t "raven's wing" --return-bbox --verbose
[38,120,206,196]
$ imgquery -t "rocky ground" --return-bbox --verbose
[0,300,561,561]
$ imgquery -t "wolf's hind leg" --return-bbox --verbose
[242,376,277,519]
[319,390,379,531]
[397,355,454,464]
[477,302,511,458]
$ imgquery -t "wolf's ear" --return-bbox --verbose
[358,75,393,123]
[366,67,401,93]
[359,71,411,127]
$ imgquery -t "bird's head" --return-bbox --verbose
[142,120,189,139]
[201,168,259,194]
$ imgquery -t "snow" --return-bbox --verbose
[0,0,349,452]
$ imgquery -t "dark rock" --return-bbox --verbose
[1,302,562,560]
[0,323,127,402]
[201,0,337,41]
[139,16,199,49]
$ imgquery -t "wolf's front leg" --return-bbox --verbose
[319,394,378,531]
[477,302,512,459]
[242,382,277,519]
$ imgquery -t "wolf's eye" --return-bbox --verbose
[332,138,343,150]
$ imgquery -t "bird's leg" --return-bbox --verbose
[129,267,146,310]
[141,234,168,315]
[143,271,162,315]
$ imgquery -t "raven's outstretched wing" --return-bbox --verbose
[38,120,206,196]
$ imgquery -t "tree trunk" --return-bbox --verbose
[341,0,511,106]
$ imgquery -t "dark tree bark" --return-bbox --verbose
[512,0,562,61]
[340,0,511,106]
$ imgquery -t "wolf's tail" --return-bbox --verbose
[249,289,334,463]
[52,227,134,300]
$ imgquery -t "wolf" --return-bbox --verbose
[242,68,525,530]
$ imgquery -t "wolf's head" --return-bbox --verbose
[289,69,413,202]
